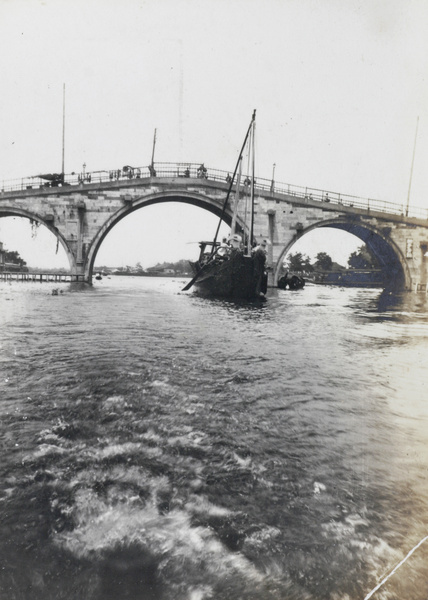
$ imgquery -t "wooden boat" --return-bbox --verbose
[183,111,268,299]
[188,240,268,299]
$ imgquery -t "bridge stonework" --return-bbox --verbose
[1,175,428,291]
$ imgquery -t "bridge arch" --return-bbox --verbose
[84,191,238,281]
[0,206,76,271]
[274,217,410,290]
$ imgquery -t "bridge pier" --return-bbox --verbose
[417,242,428,291]
[71,265,89,284]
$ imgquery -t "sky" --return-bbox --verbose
[0,0,427,269]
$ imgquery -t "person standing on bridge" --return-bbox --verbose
[197,164,208,179]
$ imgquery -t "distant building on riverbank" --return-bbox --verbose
[109,260,191,277]
[311,269,384,288]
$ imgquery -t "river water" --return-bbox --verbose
[1,277,427,600]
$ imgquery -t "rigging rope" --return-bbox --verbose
[363,535,428,599]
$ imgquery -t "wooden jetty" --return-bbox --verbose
[0,272,74,283]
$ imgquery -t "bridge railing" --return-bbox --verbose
[1,161,427,220]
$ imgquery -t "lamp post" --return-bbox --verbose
[270,163,276,192]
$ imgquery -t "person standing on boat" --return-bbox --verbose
[253,240,268,296]
[253,239,268,258]
[228,234,243,251]
[217,237,230,258]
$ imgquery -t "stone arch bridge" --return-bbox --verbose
[1,162,428,291]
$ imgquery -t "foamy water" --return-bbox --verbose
[1,277,428,599]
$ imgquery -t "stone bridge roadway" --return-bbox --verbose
[1,162,428,290]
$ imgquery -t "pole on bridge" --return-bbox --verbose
[150,129,157,173]
[62,83,66,180]
[405,116,419,217]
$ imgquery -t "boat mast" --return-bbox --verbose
[242,138,252,251]
[212,110,256,250]
[248,117,256,255]
[405,116,419,217]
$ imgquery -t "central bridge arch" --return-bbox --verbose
[85,190,239,281]
[274,217,409,290]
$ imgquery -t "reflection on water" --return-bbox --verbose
[0,278,428,599]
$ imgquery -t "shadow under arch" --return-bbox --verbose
[274,218,409,291]
[84,191,241,282]
[0,206,76,272]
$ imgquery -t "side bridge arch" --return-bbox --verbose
[0,205,76,272]
[273,217,410,291]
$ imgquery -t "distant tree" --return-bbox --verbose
[314,252,333,271]
[331,260,347,271]
[4,250,26,267]
[175,259,191,274]
[135,262,144,272]
[301,256,313,272]
[145,259,191,275]
[348,245,378,269]
[284,252,313,273]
